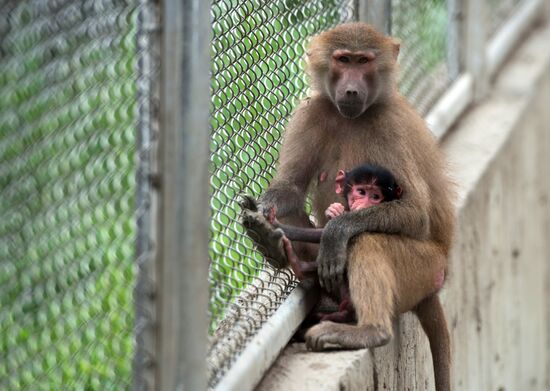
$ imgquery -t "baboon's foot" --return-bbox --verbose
[305,321,391,351]
[240,195,287,269]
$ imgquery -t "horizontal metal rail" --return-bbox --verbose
[487,0,544,77]
[426,74,474,139]
[214,280,319,391]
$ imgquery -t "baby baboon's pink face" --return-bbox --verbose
[347,184,384,211]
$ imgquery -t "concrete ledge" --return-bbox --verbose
[257,22,550,391]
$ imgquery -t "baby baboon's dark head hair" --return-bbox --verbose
[344,164,402,201]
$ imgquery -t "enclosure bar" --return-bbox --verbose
[134,0,161,390]
[426,74,474,140]
[446,0,462,80]
[463,0,488,100]
[486,0,544,78]
[158,0,211,390]
[214,281,319,391]
[357,0,392,35]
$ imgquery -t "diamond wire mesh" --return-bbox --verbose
[0,1,141,389]
[488,0,525,37]
[208,0,355,386]
[392,0,452,116]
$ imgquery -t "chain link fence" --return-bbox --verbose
[393,0,452,116]
[208,1,355,386]
[0,0,140,389]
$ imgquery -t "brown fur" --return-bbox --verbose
[258,23,454,391]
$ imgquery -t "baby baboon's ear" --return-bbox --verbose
[335,170,347,195]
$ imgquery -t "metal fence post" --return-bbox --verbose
[463,0,488,100]
[446,0,462,81]
[134,0,161,389]
[357,0,392,35]
[157,0,211,390]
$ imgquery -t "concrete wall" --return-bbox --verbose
[258,22,550,391]
[443,23,550,390]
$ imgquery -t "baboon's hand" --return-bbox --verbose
[240,195,288,269]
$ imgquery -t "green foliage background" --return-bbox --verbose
[0,2,137,389]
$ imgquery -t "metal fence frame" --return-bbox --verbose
[132,0,546,389]
[156,0,211,389]
[426,0,545,138]
[134,0,211,390]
